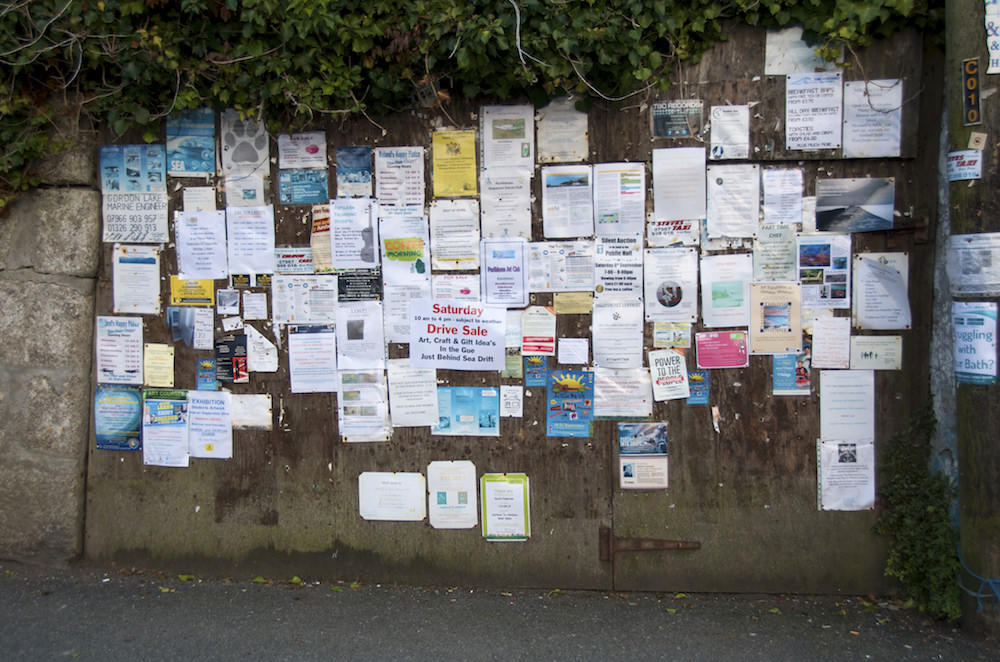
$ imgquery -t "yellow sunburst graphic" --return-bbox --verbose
[526,356,544,365]
[553,373,585,391]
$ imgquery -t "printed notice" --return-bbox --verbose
[409,300,506,370]
[818,439,875,510]
[786,72,843,150]
[953,301,997,385]
[843,79,902,158]
[649,349,690,401]
[481,473,530,541]
[542,165,594,238]
[358,472,426,521]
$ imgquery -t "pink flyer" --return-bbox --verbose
[696,331,749,369]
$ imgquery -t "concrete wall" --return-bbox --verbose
[0,123,99,562]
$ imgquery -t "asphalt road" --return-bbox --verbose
[0,561,996,661]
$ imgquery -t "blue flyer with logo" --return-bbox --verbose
[278,169,329,205]
[94,384,142,450]
[686,370,709,405]
[524,355,548,386]
[546,370,594,438]
[166,107,215,177]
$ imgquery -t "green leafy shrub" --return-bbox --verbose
[874,404,961,621]
[0,0,942,207]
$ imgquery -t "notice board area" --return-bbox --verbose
[86,26,940,592]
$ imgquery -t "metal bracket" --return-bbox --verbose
[599,526,701,562]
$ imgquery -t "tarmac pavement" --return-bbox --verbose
[0,560,997,661]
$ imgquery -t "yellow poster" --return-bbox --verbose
[143,343,175,387]
[432,129,478,198]
[169,276,215,306]
[553,292,594,314]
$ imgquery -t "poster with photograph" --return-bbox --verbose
[481,105,534,169]
[772,343,812,396]
[166,108,215,177]
[798,233,851,309]
[749,282,802,355]
[546,370,595,438]
[618,422,669,490]
[701,253,752,328]
[542,165,594,238]
[278,169,329,205]
[593,163,645,236]
[644,247,698,322]
[336,301,385,370]
[336,146,372,197]
[815,178,894,233]
[94,385,142,451]
[338,370,391,442]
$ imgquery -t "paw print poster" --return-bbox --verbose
[221,109,270,177]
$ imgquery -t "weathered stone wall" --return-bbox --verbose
[0,123,100,562]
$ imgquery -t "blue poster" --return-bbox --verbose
[336,146,373,197]
[166,107,215,176]
[94,385,142,450]
[432,386,500,436]
[197,359,218,390]
[546,370,595,438]
[772,339,811,395]
[524,355,548,386]
[100,144,166,192]
[686,370,709,405]
[278,169,329,205]
[618,422,668,455]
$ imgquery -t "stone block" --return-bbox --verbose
[0,278,95,371]
[0,188,101,278]
[30,117,98,188]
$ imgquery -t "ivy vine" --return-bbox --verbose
[0,0,941,206]
[874,403,961,621]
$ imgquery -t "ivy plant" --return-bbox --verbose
[0,0,941,206]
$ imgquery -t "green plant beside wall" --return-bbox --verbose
[0,0,941,209]
[874,403,961,621]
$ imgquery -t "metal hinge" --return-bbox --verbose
[599,526,701,562]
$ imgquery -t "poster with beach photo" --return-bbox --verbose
[815,178,894,233]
